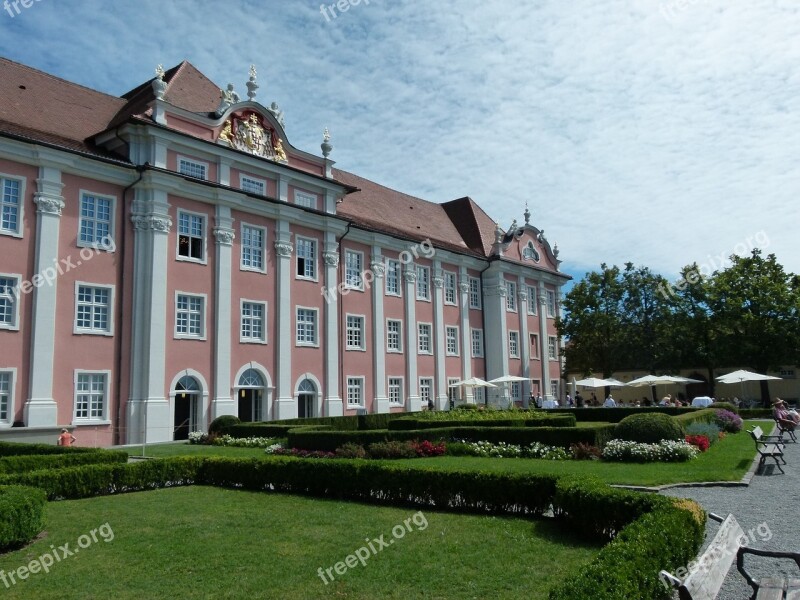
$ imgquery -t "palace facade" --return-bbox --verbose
[0,57,569,446]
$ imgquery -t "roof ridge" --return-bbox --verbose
[0,56,122,101]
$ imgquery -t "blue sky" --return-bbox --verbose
[2,0,798,285]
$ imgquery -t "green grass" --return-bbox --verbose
[0,487,600,600]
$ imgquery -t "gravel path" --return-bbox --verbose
[661,424,800,599]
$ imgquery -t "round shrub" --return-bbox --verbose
[614,413,684,444]
[713,409,743,433]
[0,485,46,551]
[208,415,241,435]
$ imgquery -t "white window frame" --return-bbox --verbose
[344,250,364,290]
[0,369,16,427]
[417,322,433,354]
[473,387,484,405]
[388,377,404,406]
[78,191,116,251]
[509,330,520,358]
[174,292,207,340]
[295,236,318,281]
[447,377,461,404]
[548,335,558,360]
[240,223,267,273]
[176,209,208,264]
[346,313,366,351]
[73,370,111,424]
[240,299,267,344]
[0,173,24,238]
[445,326,460,356]
[177,155,209,180]
[550,380,559,398]
[294,190,318,210]
[506,281,517,312]
[444,272,457,305]
[239,174,266,196]
[530,333,540,359]
[527,286,538,315]
[386,319,403,353]
[469,277,481,309]
[296,306,319,347]
[471,328,484,358]
[0,274,21,331]
[511,382,521,400]
[546,290,556,318]
[416,265,431,301]
[419,378,433,406]
[73,282,114,336]
[346,376,365,407]
[385,259,401,297]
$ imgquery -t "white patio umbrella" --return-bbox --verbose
[574,377,621,388]
[488,375,529,409]
[604,378,627,387]
[449,377,497,406]
[716,370,781,401]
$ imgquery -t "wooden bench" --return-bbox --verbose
[661,513,800,599]
[750,426,786,474]
[774,416,798,443]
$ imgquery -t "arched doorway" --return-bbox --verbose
[174,375,200,440]
[297,378,317,419]
[238,369,265,422]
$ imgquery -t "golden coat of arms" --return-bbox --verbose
[217,112,286,162]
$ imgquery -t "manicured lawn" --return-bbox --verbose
[122,443,267,458]
[0,487,600,600]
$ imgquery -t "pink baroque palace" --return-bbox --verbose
[0,58,569,447]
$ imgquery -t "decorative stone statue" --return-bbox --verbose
[269,101,285,128]
[273,138,287,162]
[321,128,332,158]
[215,83,240,117]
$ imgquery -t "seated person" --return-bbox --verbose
[659,394,672,406]
[773,398,800,427]
[603,394,616,408]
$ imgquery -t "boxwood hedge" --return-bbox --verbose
[0,449,129,475]
[0,485,46,550]
[0,441,98,457]
[389,414,576,430]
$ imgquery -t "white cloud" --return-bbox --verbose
[1,0,797,279]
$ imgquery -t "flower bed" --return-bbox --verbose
[189,432,278,448]
[448,440,573,460]
[601,439,699,462]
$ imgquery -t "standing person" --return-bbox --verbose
[566,393,573,407]
[58,428,76,446]
[575,392,584,407]
[590,392,598,406]
[535,393,543,408]
[427,397,434,411]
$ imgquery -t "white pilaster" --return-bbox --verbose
[25,167,64,427]
[278,175,289,203]
[212,207,236,419]
[403,264,421,412]
[482,272,509,406]
[322,234,343,416]
[432,264,448,410]
[218,159,231,187]
[371,248,389,414]
[274,221,294,419]
[458,269,472,406]
[127,186,172,443]
[518,276,531,408]
[538,284,552,400]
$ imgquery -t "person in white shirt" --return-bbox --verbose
[604,395,616,407]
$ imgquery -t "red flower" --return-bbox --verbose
[685,435,710,452]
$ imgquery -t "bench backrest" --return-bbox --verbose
[750,426,763,441]
[680,514,744,600]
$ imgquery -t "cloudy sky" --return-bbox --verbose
[2,0,798,284]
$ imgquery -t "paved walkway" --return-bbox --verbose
[661,424,800,599]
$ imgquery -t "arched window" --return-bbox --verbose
[298,379,316,394]
[238,369,264,389]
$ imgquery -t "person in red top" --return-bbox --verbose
[773,399,799,427]
[57,428,76,446]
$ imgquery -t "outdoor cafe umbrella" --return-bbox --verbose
[716,370,781,401]
[489,375,529,408]
[449,377,497,405]
[574,377,622,388]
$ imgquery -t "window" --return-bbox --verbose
[527,286,538,315]
[446,326,459,356]
[509,331,519,358]
[511,382,521,400]
[550,380,559,398]
[444,272,457,305]
[177,211,205,261]
[387,319,402,352]
[506,281,517,311]
[447,378,461,405]
[346,315,365,350]
[241,224,265,272]
[530,333,540,359]
[417,323,432,354]
[241,301,266,343]
[548,336,558,360]
[0,275,20,330]
[294,190,317,209]
[175,294,205,338]
[345,250,363,289]
[347,377,364,406]
[416,266,430,300]
[75,284,112,335]
[0,176,21,236]
[74,372,107,421]
[779,369,796,379]
[240,175,265,195]
[79,193,113,247]
[471,329,484,358]
[0,371,12,424]
[388,377,404,405]
[296,308,318,346]
[178,157,208,180]
[469,277,481,309]
[419,378,433,407]
[473,387,484,404]
[386,260,401,296]
[296,237,317,279]
[546,290,556,318]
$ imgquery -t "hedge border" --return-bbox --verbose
[0,449,129,475]
[0,441,98,457]
[388,414,576,430]
[0,485,47,550]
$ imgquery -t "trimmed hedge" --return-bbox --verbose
[222,423,330,438]
[739,409,772,419]
[0,485,46,550]
[389,414,576,430]
[0,441,97,457]
[550,407,707,423]
[0,449,128,475]
[673,408,718,429]
[287,425,618,452]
